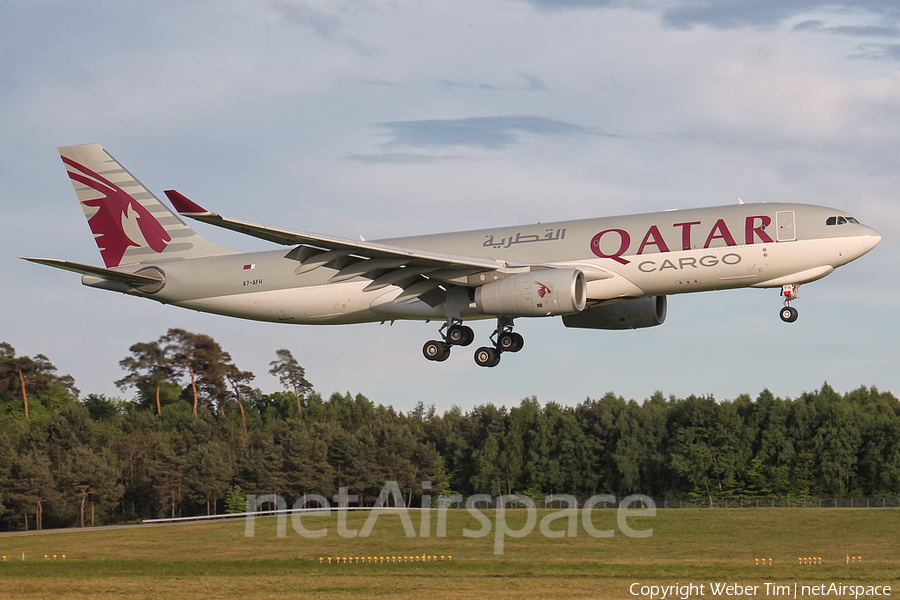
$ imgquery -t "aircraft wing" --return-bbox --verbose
[165,190,511,306]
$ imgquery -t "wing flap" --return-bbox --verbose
[393,279,444,303]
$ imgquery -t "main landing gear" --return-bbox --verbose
[779,284,799,323]
[474,318,524,368]
[422,318,525,367]
[423,320,474,363]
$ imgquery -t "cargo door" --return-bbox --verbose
[775,211,796,242]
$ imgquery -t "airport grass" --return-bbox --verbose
[1,509,898,598]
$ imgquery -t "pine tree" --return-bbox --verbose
[225,484,248,514]
[269,349,312,416]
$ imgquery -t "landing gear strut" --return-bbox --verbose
[423,319,474,362]
[779,284,799,323]
[474,318,524,368]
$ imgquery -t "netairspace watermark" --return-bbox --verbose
[242,481,655,555]
[630,582,892,599]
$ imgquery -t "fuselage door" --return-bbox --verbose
[775,211,796,242]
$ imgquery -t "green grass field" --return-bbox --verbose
[1,509,897,599]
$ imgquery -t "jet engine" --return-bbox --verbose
[475,269,586,317]
[562,296,667,330]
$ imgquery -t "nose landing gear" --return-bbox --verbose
[779,284,799,323]
[422,319,474,362]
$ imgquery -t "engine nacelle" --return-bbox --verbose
[475,269,586,317]
[562,296,667,330]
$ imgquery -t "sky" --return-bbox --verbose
[2,0,899,413]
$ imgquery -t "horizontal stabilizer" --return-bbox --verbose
[21,257,164,287]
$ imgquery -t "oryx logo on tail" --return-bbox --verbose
[62,156,170,267]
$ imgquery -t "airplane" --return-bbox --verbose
[24,144,881,367]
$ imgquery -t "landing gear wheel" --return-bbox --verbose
[497,332,524,353]
[780,306,799,323]
[474,346,501,367]
[423,340,450,362]
[447,324,475,347]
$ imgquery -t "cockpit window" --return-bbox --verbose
[826,216,859,225]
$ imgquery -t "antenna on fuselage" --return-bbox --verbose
[738,198,744,205]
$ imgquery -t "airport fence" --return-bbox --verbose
[141,495,900,525]
[647,497,900,509]
[438,495,900,510]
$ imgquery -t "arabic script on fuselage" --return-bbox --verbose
[483,228,567,249]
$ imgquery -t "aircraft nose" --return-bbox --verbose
[864,226,882,251]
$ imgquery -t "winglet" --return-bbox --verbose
[164,190,209,215]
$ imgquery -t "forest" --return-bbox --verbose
[1,328,899,531]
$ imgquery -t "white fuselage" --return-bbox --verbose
[102,202,879,325]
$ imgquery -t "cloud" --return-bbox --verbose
[661,0,824,30]
[514,0,820,27]
[522,0,900,31]
[793,19,825,32]
[359,78,400,87]
[438,71,548,92]
[271,1,343,37]
[515,0,621,11]
[373,115,609,150]
[519,72,549,91]
[848,43,900,61]
[269,0,381,54]
[511,0,900,34]
[345,152,474,164]
[793,20,900,37]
